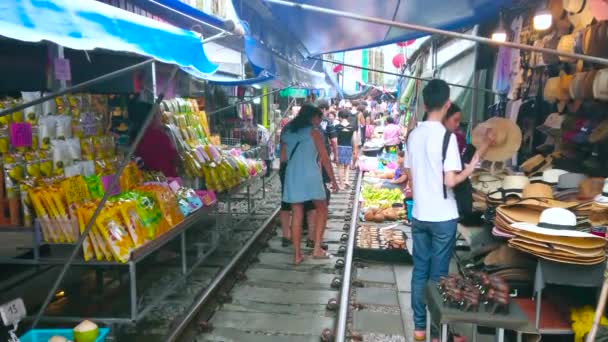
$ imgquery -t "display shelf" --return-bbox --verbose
[353,223,412,264]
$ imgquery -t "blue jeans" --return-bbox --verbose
[410,218,458,330]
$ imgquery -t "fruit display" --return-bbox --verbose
[160,98,264,192]
[361,185,404,208]
[362,207,406,223]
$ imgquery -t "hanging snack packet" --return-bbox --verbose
[117,199,147,247]
[39,116,56,150]
[119,162,143,191]
[51,139,70,175]
[24,152,40,178]
[9,98,23,123]
[75,206,95,261]
[80,137,94,160]
[4,154,24,199]
[56,115,72,140]
[39,150,53,177]
[66,138,81,162]
[31,126,39,152]
[0,100,12,128]
[21,92,41,125]
[84,175,103,199]
[0,128,9,154]
[19,180,34,227]
[55,96,68,115]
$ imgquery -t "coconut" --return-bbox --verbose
[373,213,385,223]
[48,336,69,342]
[73,320,99,342]
[364,211,375,221]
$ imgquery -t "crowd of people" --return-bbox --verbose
[276,82,488,341]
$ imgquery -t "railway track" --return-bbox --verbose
[167,172,359,342]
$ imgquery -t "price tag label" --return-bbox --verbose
[61,175,90,204]
[101,175,121,196]
[0,298,26,326]
[9,122,32,148]
[54,58,72,81]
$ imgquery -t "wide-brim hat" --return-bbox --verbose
[594,178,608,204]
[579,177,606,200]
[567,0,595,30]
[537,113,565,137]
[557,172,587,190]
[472,173,503,194]
[488,175,530,201]
[590,0,608,20]
[558,34,577,62]
[472,117,522,162]
[544,77,561,104]
[521,154,553,175]
[589,119,608,143]
[582,70,598,99]
[593,68,608,101]
[542,168,569,185]
[522,183,555,199]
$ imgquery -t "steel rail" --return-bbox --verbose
[0,59,155,118]
[165,206,281,341]
[264,0,608,66]
[335,171,363,342]
[313,57,497,94]
[31,64,179,328]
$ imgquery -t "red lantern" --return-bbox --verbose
[332,64,343,73]
[392,54,406,68]
[396,39,415,47]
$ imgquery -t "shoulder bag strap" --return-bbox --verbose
[441,130,452,199]
[289,142,300,161]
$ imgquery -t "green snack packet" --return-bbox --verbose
[84,175,104,199]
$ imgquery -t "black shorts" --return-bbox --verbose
[280,162,330,211]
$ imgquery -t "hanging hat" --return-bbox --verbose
[557,172,587,190]
[542,168,569,185]
[569,72,587,113]
[589,0,608,20]
[589,119,608,143]
[471,173,503,194]
[522,183,555,199]
[592,68,608,101]
[557,34,577,62]
[581,70,598,99]
[566,0,595,30]
[521,154,553,175]
[537,113,565,137]
[487,175,530,202]
[472,117,522,162]
[578,177,605,200]
[543,77,561,104]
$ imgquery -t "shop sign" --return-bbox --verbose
[279,88,308,98]
[10,122,32,147]
[54,58,71,81]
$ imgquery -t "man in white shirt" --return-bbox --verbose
[405,79,479,341]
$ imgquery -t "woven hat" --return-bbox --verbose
[582,70,598,99]
[589,119,608,143]
[472,118,522,162]
[557,34,577,62]
[566,0,595,30]
[593,68,608,101]
[523,183,555,199]
[594,178,608,205]
[521,154,553,175]
[589,0,608,20]
[472,174,503,194]
[544,77,561,104]
[579,177,605,200]
[488,176,530,201]
[542,168,569,185]
[537,113,564,137]
[557,172,587,190]
[569,72,587,113]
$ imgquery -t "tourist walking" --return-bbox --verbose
[405,79,479,341]
[281,104,338,264]
[335,109,358,189]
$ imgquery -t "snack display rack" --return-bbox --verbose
[0,55,272,328]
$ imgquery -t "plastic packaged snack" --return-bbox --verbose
[66,138,81,162]
[21,92,41,125]
[84,175,103,199]
[56,115,72,140]
[0,128,9,154]
[54,96,68,115]
[39,116,56,150]
[96,208,134,263]
[4,154,24,199]
[117,200,147,247]
[119,162,143,191]
[39,150,53,177]
[75,206,95,261]
[51,139,69,175]
[80,137,94,160]
[24,152,41,178]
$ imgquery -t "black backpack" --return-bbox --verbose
[441,131,474,218]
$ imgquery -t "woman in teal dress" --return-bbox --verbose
[281,104,338,265]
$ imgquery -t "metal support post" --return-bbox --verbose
[129,262,137,321]
[181,232,188,275]
[262,174,266,199]
[246,184,252,214]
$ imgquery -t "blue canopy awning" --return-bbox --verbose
[232,0,511,58]
[0,0,218,76]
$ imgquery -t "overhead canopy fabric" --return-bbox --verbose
[0,0,218,75]
[232,0,510,58]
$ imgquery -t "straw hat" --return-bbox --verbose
[523,183,555,199]
[594,178,608,205]
[521,154,553,175]
[569,72,587,112]
[592,68,608,100]
[578,177,605,200]
[543,77,561,104]
[557,34,577,62]
[589,0,608,21]
[542,168,569,185]
[472,118,522,162]
[557,172,587,190]
[488,176,530,202]
[538,113,564,137]
[566,0,595,30]
[589,119,608,143]
[472,174,503,194]
[582,70,598,99]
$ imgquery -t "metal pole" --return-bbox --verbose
[314,57,497,94]
[264,0,608,66]
[0,59,155,118]
[471,26,480,129]
[144,0,231,34]
[31,64,179,328]
[335,171,362,342]
[165,207,281,342]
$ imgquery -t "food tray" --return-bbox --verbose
[354,224,412,263]
[20,328,110,342]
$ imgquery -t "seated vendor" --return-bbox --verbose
[379,151,411,198]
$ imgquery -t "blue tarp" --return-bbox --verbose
[0,0,218,75]
[232,0,511,58]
